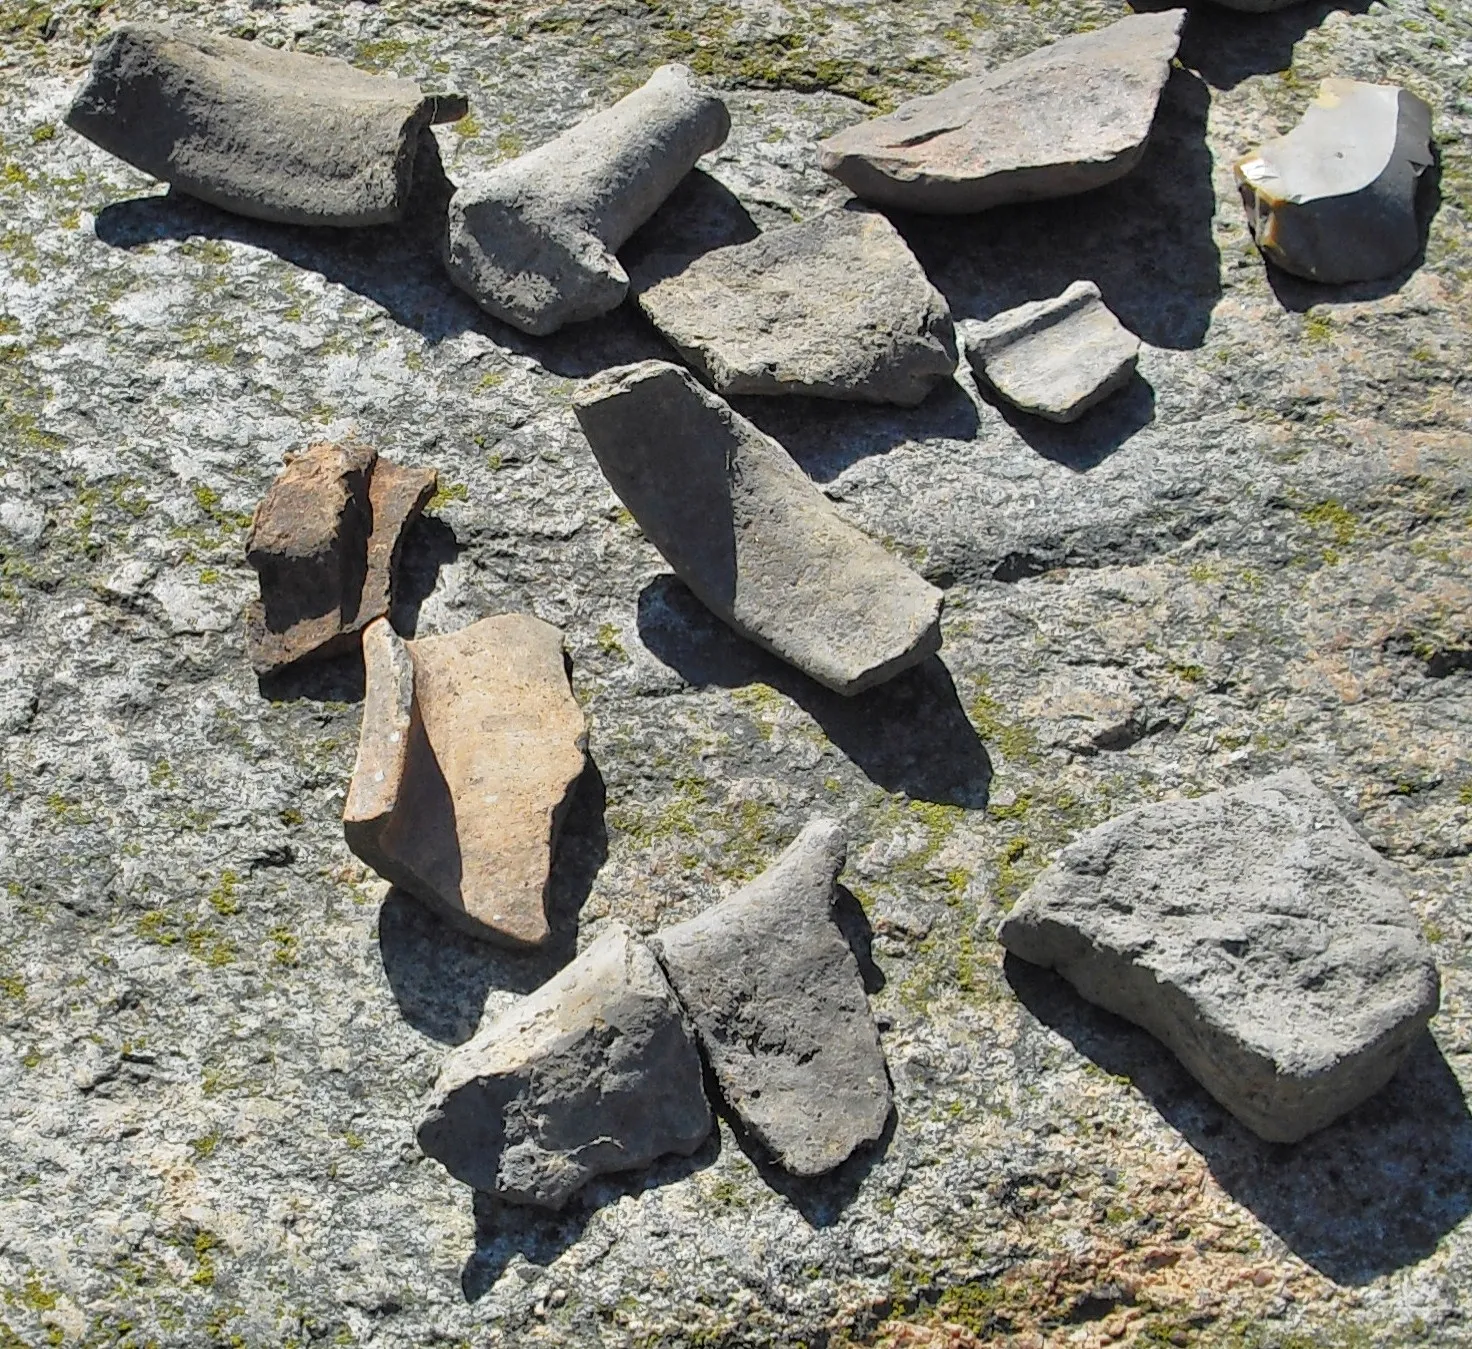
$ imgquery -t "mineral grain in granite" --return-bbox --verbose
[999,769,1442,1142]
[572,360,943,693]
[817,9,1185,213]
[444,64,729,335]
[653,819,891,1175]
[243,442,436,675]
[417,923,712,1208]
[344,614,588,947]
[632,204,957,406]
[65,24,464,226]
[1235,79,1435,284]
[960,281,1140,422]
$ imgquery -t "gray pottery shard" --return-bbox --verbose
[632,204,957,406]
[653,820,891,1176]
[344,615,588,948]
[417,923,711,1208]
[66,25,464,226]
[244,441,436,675]
[572,361,942,694]
[1235,79,1434,284]
[817,9,1184,213]
[445,64,729,335]
[998,770,1441,1143]
[960,281,1140,423]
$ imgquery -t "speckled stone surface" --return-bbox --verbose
[0,1,1470,1346]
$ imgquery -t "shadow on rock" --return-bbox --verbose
[1006,954,1472,1285]
[256,648,365,704]
[90,130,667,378]
[461,1133,722,1302]
[390,513,466,638]
[835,884,885,996]
[377,757,609,1044]
[1132,0,1374,90]
[637,575,992,808]
[898,66,1219,352]
[980,372,1156,472]
[622,167,761,287]
[731,377,980,484]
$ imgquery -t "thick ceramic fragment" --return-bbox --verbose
[344,615,588,947]
[632,205,957,406]
[445,64,729,335]
[817,10,1184,214]
[960,281,1140,422]
[572,361,943,694]
[66,25,464,225]
[999,770,1441,1142]
[1235,79,1435,284]
[653,820,891,1175]
[417,923,711,1208]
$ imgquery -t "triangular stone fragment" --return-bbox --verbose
[818,10,1185,214]
[1235,80,1435,284]
[960,281,1140,423]
[66,25,464,226]
[417,923,712,1208]
[572,361,942,695]
[999,770,1441,1142]
[632,205,957,406]
[344,615,588,947]
[244,441,436,676]
[652,819,891,1176]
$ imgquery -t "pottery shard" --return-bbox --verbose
[445,64,729,335]
[632,204,957,406]
[817,9,1184,214]
[1235,79,1434,285]
[66,25,465,226]
[653,820,891,1175]
[960,281,1140,423]
[244,442,436,676]
[998,770,1441,1143]
[417,922,711,1208]
[344,615,588,948]
[572,361,942,695]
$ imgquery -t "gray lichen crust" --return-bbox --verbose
[961,281,1140,423]
[653,819,891,1176]
[444,64,729,335]
[65,24,461,226]
[633,204,957,405]
[572,360,943,693]
[817,9,1185,213]
[999,770,1441,1143]
[417,923,712,1208]
[1235,79,1435,285]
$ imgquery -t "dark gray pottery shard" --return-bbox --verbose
[416,923,711,1209]
[66,25,465,226]
[1235,79,1435,284]
[999,769,1441,1143]
[572,361,942,695]
[652,819,891,1176]
[632,204,957,406]
[817,8,1184,214]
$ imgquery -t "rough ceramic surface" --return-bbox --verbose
[998,770,1442,1142]
[573,360,943,694]
[444,64,729,335]
[961,281,1141,423]
[632,204,957,405]
[344,614,588,947]
[244,442,436,674]
[817,9,1185,213]
[417,922,711,1207]
[2,0,1471,1344]
[65,24,462,226]
[653,819,891,1175]
[1235,78,1435,285]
